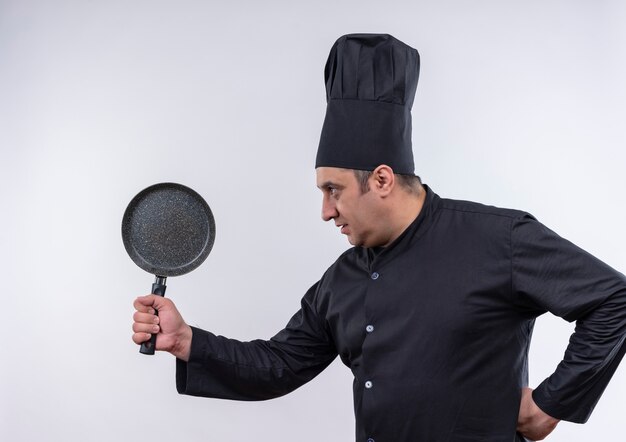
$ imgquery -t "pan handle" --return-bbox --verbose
[140,276,167,355]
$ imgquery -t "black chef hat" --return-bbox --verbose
[316,34,420,175]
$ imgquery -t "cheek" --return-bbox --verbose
[336,200,352,217]
[344,204,365,227]
[337,192,364,220]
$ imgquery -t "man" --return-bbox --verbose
[132,34,626,441]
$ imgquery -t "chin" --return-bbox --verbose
[346,236,362,247]
[346,232,377,248]
[347,237,368,248]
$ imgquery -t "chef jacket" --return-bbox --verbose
[176,186,626,442]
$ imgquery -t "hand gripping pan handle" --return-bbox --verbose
[139,276,167,355]
[122,183,216,356]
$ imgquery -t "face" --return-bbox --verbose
[316,167,388,248]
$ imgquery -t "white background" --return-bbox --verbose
[1,1,625,441]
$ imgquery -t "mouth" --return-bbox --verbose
[338,224,348,234]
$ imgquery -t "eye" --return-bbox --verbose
[319,183,341,198]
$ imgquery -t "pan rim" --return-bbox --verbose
[121,182,216,277]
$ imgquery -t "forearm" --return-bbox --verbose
[176,326,336,400]
[533,287,626,423]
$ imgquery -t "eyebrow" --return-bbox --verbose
[318,181,345,190]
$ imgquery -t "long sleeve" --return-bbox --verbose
[511,213,626,422]
[176,282,338,401]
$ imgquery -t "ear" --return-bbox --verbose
[370,165,395,197]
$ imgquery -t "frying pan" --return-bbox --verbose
[122,182,216,355]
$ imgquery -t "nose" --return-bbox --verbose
[321,195,338,221]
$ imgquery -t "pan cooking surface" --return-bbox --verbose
[122,183,215,277]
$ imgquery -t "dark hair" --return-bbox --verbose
[353,169,423,195]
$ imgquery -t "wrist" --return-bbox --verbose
[531,390,560,424]
[173,324,193,361]
[517,387,560,440]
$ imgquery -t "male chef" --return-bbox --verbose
[132,34,626,441]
